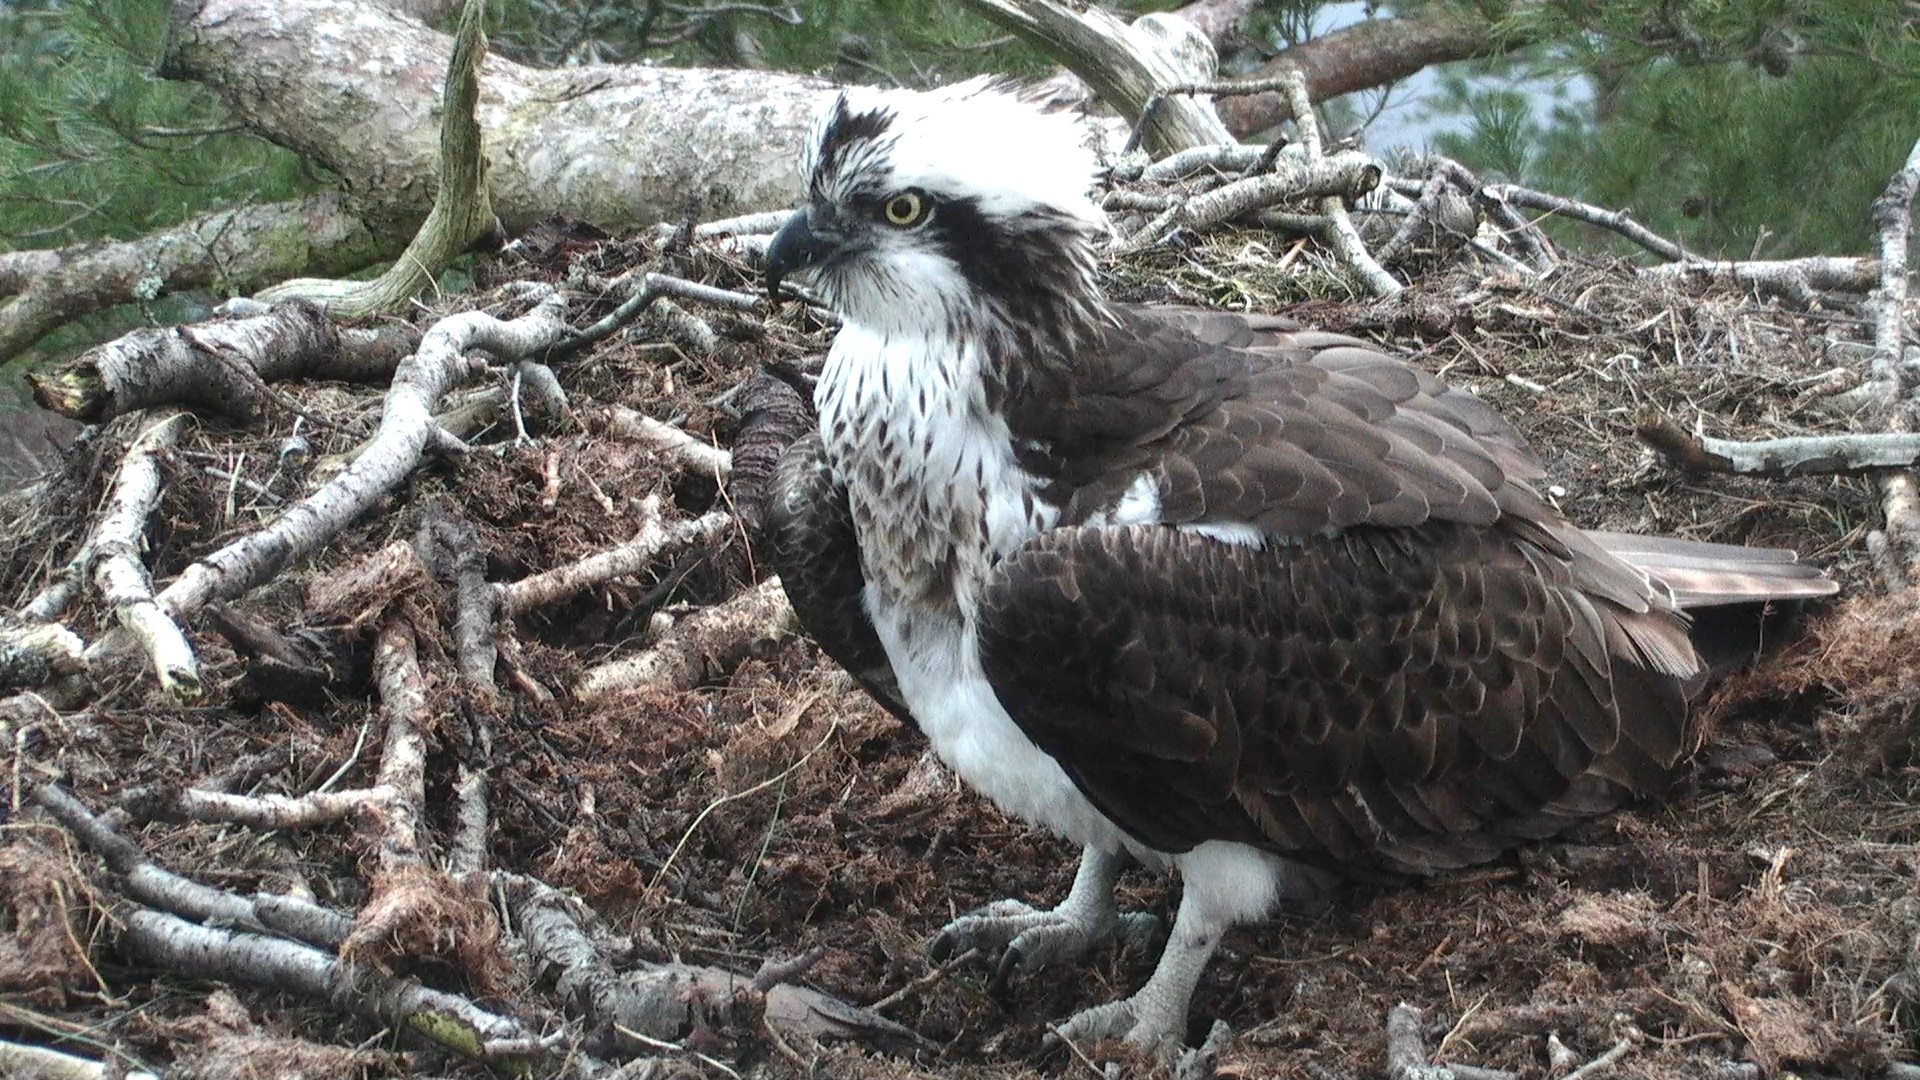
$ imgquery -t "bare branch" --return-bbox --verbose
[1638,418,1920,477]
[1106,149,1384,254]
[1277,69,1399,297]
[141,291,568,626]
[117,617,430,873]
[1214,5,1544,137]
[367,617,430,868]
[94,414,201,699]
[37,784,355,951]
[559,272,763,357]
[499,498,731,617]
[28,302,414,425]
[1638,257,1881,303]
[1385,1003,1518,1080]
[576,578,794,699]
[588,403,733,478]
[1483,183,1701,263]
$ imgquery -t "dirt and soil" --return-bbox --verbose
[0,224,1915,1080]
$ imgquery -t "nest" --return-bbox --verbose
[0,201,1914,1080]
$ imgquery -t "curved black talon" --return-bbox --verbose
[989,941,1026,997]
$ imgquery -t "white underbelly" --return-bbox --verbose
[866,589,1148,857]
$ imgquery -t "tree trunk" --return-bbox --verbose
[161,0,832,233]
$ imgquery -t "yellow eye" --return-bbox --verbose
[882,190,928,227]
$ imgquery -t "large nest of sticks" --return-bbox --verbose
[2,142,1918,1080]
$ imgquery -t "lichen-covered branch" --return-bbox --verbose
[0,194,399,366]
[120,908,537,1059]
[94,413,201,699]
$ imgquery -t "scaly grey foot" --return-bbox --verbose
[927,847,1156,993]
[930,896,1159,993]
[1045,985,1186,1049]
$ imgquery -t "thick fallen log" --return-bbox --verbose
[255,0,498,317]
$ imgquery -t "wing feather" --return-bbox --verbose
[976,523,1695,876]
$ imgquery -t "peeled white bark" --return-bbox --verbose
[94,413,201,700]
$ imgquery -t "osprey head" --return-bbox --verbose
[766,79,1110,350]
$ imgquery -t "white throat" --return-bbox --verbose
[815,321,1056,614]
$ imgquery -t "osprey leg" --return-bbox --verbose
[1049,874,1226,1049]
[930,846,1155,993]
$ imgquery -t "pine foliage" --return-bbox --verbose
[0,0,313,252]
[1435,0,1920,257]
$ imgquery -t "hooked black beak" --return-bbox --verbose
[765,208,826,300]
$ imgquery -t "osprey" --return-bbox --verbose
[759,80,1836,1048]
